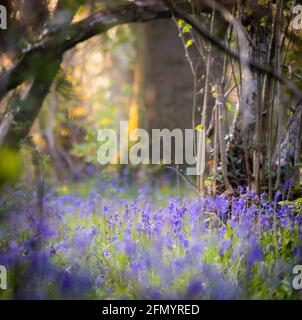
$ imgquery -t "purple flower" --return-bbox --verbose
[185,279,204,298]
[274,190,282,204]
[104,247,111,260]
[179,234,189,249]
[283,180,293,190]
[247,239,264,265]
[295,215,302,225]
[219,239,232,256]
[103,204,110,215]
[95,274,105,288]
[164,235,174,250]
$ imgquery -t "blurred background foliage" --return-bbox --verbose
[33,24,137,183]
[0,0,301,196]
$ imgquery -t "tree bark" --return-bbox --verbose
[139,19,194,132]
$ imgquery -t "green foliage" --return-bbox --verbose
[54,68,79,101]
[195,124,204,131]
[0,148,21,186]
[71,90,118,164]
[279,198,302,214]
[185,39,194,48]
[178,19,194,49]
[258,0,269,6]
[226,102,233,111]
[177,19,192,34]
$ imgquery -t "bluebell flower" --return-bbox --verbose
[185,279,204,298]
[246,239,264,266]
[284,179,293,190]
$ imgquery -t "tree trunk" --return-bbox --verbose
[139,19,195,132]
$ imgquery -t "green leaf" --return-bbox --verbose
[211,87,217,98]
[185,39,193,48]
[182,24,192,33]
[226,102,233,111]
[177,19,185,28]
[258,0,269,5]
[206,137,212,144]
[195,124,204,131]
[261,16,268,27]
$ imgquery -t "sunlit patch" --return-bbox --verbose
[99,117,111,125]
[32,133,46,149]
[68,106,87,120]
[48,0,58,14]
[60,128,72,137]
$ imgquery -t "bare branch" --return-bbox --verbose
[164,0,302,101]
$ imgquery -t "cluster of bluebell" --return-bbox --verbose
[0,183,301,299]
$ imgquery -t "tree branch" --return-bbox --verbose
[0,1,171,101]
[164,0,302,101]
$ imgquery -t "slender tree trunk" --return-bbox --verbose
[198,9,215,193]
[275,0,284,190]
[217,86,234,194]
[140,19,195,132]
